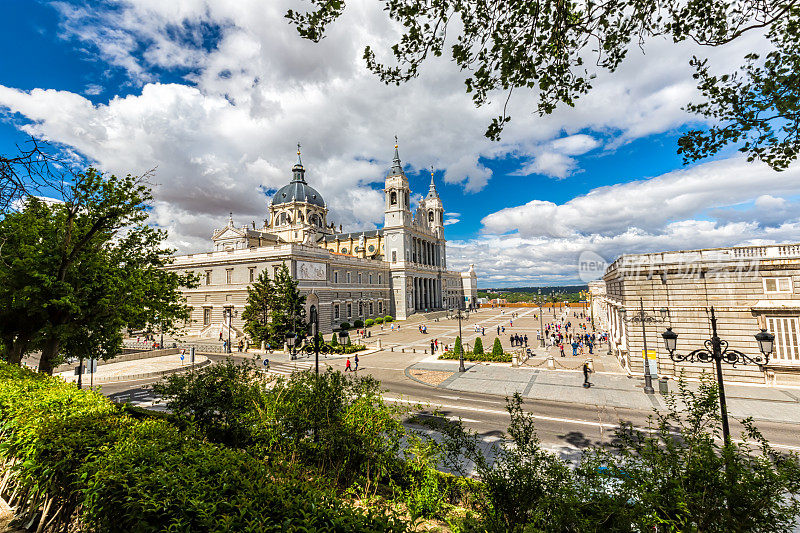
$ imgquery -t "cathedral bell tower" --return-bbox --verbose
[384,138,412,229]
[425,167,445,239]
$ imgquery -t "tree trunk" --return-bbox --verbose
[7,338,28,366]
[38,337,60,375]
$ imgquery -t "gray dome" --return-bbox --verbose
[271,181,325,207]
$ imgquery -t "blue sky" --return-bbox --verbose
[1,0,799,287]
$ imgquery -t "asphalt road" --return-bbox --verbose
[98,349,800,458]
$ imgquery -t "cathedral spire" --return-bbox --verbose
[427,165,440,198]
[292,142,306,182]
[391,135,404,176]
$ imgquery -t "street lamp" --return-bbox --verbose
[338,328,349,349]
[286,331,296,359]
[309,306,320,375]
[619,298,669,395]
[225,308,237,354]
[453,308,467,372]
[661,308,774,444]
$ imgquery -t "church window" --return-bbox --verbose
[249,267,256,283]
[428,211,434,222]
[378,274,382,284]
[334,271,339,283]
[358,302,363,316]
[369,274,373,284]
[203,308,212,325]
[341,247,348,253]
[368,245,375,252]
[226,269,233,284]
[205,270,212,285]
[369,302,374,315]
[347,303,352,318]
[392,251,397,263]
[347,272,351,283]
[390,191,397,205]
[378,301,383,314]
[334,304,340,319]
[358,273,362,284]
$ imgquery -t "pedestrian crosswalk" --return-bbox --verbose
[262,360,316,377]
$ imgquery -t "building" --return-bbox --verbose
[598,243,800,385]
[168,143,478,338]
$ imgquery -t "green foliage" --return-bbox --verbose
[454,336,463,356]
[241,269,272,344]
[384,315,394,322]
[473,337,484,355]
[339,321,351,330]
[0,170,196,373]
[365,318,375,327]
[287,0,797,165]
[353,319,365,328]
[438,351,511,363]
[581,378,800,531]
[374,317,384,324]
[152,358,271,446]
[491,337,504,357]
[0,362,409,532]
[241,262,307,348]
[330,333,339,346]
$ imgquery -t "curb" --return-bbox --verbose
[60,359,211,384]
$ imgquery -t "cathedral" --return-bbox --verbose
[169,143,478,337]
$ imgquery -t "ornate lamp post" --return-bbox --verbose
[225,308,237,354]
[309,306,320,375]
[338,328,349,350]
[661,308,774,444]
[620,298,669,395]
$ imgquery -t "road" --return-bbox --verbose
[100,348,800,459]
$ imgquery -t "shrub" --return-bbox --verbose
[353,319,364,328]
[473,337,484,355]
[438,351,511,363]
[365,318,375,327]
[375,317,384,325]
[339,321,351,330]
[384,315,394,322]
[330,333,339,346]
[454,336,463,356]
[491,337,504,357]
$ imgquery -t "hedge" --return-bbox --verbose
[0,363,406,532]
[353,319,364,328]
[365,319,374,327]
[438,351,512,363]
[383,316,394,323]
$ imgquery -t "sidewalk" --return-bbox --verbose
[407,359,800,425]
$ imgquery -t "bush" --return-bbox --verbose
[384,315,394,323]
[365,318,375,327]
[353,319,364,328]
[339,321,351,330]
[454,336,463,356]
[0,362,409,532]
[473,337,484,355]
[375,317,384,325]
[438,351,511,363]
[330,333,339,346]
[491,337,504,357]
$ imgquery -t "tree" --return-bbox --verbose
[241,270,273,345]
[473,337,484,355]
[287,1,800,169]
[491,338,504,357]
[453,336,463,356]
[0,139,65,215]
[330,333,339,346]
[0,169,196,374]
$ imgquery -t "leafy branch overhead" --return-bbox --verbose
[287,0,800,170]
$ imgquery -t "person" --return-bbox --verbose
[482,326,485,335]
[345,357,352,371]
[583,361,592,388]
[501,326,505,334]
[559,342,565,357]
[222,339,227,352]
[430,340,435,354]
[392,324,395,332]
[572,341,579,356]
[524,335,528,347]
[354,354,359,371]
[238,338,244,352]
[219,331,223,341]
[497,325,500,335]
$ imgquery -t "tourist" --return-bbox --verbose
[583,361,592,388]
[430,340,435,354]
[345,357,352,371]
[354,354,359,371]
[238,339,244,352]
[559,342,565,357]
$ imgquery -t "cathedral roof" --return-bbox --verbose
[271,144,326,208]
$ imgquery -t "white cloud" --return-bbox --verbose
[443,218,460,226]
[0,0,785,274]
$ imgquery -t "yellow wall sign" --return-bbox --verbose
[642,350,657,360]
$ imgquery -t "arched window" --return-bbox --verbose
[428,211,434,222]
[309,214,320,227]
[277,212,287,226]
[390,191,397,205]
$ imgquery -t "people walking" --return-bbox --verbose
[583,361,592,388]
[354,354,359,371]
[345,357,352,371]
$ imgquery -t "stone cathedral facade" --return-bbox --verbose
[168,144,478,338]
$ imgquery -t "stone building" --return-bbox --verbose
[598,243,800,385]
[167,143,478,339]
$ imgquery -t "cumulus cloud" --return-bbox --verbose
[0,0,787,283]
